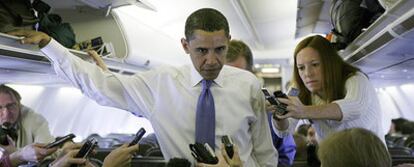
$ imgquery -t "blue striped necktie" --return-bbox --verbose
[195,79,215,149]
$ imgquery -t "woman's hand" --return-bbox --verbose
[274,96,307,120]
[102,143,139,167]
[0,135,17,154]
[57,141,82,158]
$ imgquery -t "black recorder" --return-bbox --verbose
[261,88,288,115]
[45,133,76,149]
[189,143,218,164]
[76,138,97,158]
[70,138,98,167]
[221,135,234,159]
[128,127,146,147]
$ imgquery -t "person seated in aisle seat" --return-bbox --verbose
[318,128,391,167]
[0,84,56,166]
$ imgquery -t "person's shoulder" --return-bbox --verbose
[344,72,372,88]
[133,64,189,78]
[221,65,257,81]
[20,106,48,125]
[347,72,369,82]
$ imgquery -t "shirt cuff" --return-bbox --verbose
[272,118,294,138]
[40,38,71,65]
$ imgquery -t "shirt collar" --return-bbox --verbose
[189,64,224,88]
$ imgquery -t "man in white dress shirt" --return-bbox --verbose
[11,8,278,166]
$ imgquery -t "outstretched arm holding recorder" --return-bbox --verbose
[270,35,384,143]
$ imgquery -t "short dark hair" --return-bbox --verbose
[0,84,21,102]
[226,40,253,72]
[184,8,230,41]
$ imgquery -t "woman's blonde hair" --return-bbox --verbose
[318,128,391,167]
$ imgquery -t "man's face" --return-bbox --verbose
[181,30,229,80]
[0,93,20,124]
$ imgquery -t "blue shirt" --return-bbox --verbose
[268,112,296,166]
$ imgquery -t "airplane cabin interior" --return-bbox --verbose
[0,0,414,166]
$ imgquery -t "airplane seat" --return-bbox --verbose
[92,148,113,163]
[86,133,122,148]
[292,160,308,167]
[37,157,102,167]
[137,133,163,157]
[131,156,166,167]
[96,138,122,148]
[89,158,103,167]
[386,146,414,166]
[392,155,414,166]
[142,146,163,157]
[386,134,404,147]
[388,146,413,156]
[393,136,409,147]
[403,134,414,148]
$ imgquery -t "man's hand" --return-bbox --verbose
[221,144,242,167]
[57,141,82,158]
[16,143,57,162]
[0,135,17,154]
[9,143,57,166]
[196,144,243,167]
[103,143,139,167]
[7,29,51,48]
[50,149,87,167]
[87,50,108,71]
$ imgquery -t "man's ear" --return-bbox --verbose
[181,38,190,54]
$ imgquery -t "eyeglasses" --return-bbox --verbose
[0,103,18,111]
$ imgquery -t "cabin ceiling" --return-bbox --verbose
[4,0,412,87]
[44,0,298,61]
[296,0,414,87]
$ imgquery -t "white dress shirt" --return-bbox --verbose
[275,72,385,143]
[41,39,278,166]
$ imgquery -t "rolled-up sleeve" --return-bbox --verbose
[41,39,154,117]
